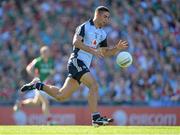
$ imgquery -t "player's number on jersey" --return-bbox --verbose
[72,59,82,72]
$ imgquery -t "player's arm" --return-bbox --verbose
[26,59,38,78]
[73,35,102,58]
[73,25,103,58]
[99,40,128,57]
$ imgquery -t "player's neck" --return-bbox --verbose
[93,18,101,28]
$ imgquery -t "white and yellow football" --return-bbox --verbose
[116,51,133,68]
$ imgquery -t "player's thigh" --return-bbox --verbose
[80,72,98,89]
[60,77,80,98]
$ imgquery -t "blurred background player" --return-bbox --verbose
[13,46,54,124]
[20,6,128,126]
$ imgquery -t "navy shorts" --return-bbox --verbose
[67,58,90,84]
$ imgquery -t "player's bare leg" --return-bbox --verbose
[20,77,113,126]
[33,73,99,112]
[80,72,113,126]
[42,77,80,101]
[20,77,79,102]
[80,72,98,113]
[20,77,80,124]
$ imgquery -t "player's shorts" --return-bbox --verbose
[67,58,90,84]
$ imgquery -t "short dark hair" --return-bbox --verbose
[95,6,109,13]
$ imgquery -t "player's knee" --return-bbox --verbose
[56,93,68,102]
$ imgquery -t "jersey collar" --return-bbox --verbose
[89,19,94,26]
[89,19,101,29]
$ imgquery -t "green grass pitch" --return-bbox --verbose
[0,126,180,135]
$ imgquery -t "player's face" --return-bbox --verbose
[41,49,50,59]
[98,11,110,27]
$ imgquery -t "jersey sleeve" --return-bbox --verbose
[75,24,85,38]
[34,58,39,69]
[73,24,85,43]
[99,37,107,47]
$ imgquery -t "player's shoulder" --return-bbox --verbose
[75,20,90,34]
[31,57,41,67]
[34,57,42,63]
[76,20,89,29]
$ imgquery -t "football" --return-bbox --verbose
[116,51,133,68]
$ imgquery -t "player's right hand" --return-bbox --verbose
[116,40,128,50]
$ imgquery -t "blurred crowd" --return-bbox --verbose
[0,0,179,106]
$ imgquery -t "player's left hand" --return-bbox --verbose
[116,40,128,50]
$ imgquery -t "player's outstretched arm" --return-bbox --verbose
[99,40,128,57]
